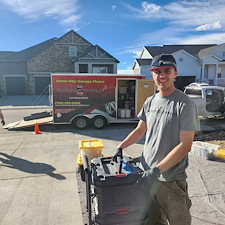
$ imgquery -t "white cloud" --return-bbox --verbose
[122,0,225,61]
[127,0,225,30]
[0,0,81,27]
[178,32,225,45]
[112,5,116,11]
[141,2,160,13]
[196,21,222,31]
[117,68,133,74]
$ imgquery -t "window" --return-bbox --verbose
[69,46,77,57]
[79,64,88,73]
[179,58,183,62]
[93,66,107,73]
[223,51,225,57]
[185,88,202,96]
[218,67,222,78]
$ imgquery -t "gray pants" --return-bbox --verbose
[145,179,192,225]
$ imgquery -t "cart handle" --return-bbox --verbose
[82,154,90,172]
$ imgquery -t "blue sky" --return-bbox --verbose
[0,0,225,74]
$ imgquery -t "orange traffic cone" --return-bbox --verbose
[34,123,41,134]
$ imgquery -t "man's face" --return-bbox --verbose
[152,67,178,93]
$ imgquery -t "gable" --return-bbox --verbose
[54,30,92,47]
[140,47,154,59]
[174,49,198,60]
[173,50,201,76]
[74,45,119,62]
[209,43,225,61]
[202,54,221,64]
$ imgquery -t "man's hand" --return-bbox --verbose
[1,120,5,126]
[138,167,160,186]
[112,148,123,162]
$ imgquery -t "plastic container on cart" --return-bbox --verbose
[79,139,104,162]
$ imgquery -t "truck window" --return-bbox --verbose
[206,89,224,112]
[185,89,202,97]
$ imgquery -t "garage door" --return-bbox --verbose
[34,76,51,95]
[175,76,195,91]
[5,76,26,95]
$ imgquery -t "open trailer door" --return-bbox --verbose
[136,80,155,115]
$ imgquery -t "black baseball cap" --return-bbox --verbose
[149,54,177,71]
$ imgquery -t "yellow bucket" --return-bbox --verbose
[77,153,83,166]
[79,139,104,163]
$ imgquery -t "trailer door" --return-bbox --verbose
[136,80,155,115]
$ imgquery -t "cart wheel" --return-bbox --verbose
[85,169,93,225]
[78,165,85,182]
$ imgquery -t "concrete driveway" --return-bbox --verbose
[0,95,225,225]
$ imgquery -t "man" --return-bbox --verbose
[113,54,200,225]
[0,110,5,126]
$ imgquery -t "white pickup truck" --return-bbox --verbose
[184,85,225,118]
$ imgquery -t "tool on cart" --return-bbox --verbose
[81,145,147,225]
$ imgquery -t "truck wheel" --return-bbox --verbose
[92,116,107,129]
[73,117,89,129]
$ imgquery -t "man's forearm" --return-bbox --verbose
[156,131,194,173]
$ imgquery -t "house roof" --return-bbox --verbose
[0,51,16,59]
[0,38,57,61]
[135,59,152,66]
[198,45,219,59]
[145,44,216,59]
[0,30,119,64]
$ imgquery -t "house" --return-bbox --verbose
[133,44,225,90]
[0,30,119,96]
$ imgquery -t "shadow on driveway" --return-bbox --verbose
[0,152,66,180]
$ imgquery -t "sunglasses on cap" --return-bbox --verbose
[149,60,176,71]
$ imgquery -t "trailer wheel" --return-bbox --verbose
[92,116,107,129]
[73,117,89,130]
